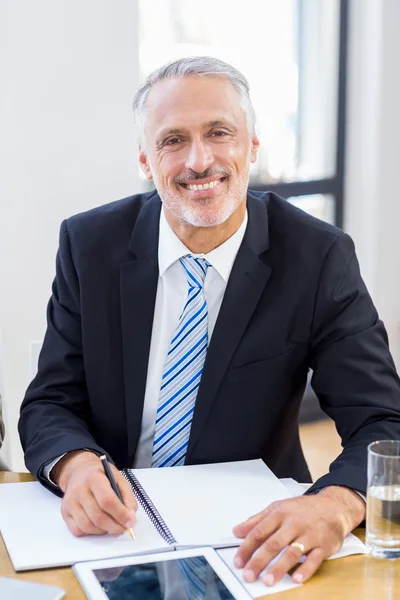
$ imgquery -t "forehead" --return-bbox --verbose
[144,76,247,132]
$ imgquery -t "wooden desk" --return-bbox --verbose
[0,472,398,600]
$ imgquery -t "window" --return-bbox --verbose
[288,194,335,224]
[138,0,348,226]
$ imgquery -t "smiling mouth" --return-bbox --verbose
[178,177,227,191]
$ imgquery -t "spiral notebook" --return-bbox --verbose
[0,459,290,571]
[120,459,289,550]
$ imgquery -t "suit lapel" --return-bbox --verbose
[186,192,272,459]
[120,194,161,463]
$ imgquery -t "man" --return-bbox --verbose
[19,57,400,587]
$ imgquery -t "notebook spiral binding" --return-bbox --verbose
[122,470,177,545]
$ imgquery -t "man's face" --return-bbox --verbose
[139,76,259,228]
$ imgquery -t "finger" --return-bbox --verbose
[261,539,310,586]
[241,527,298,582]
[234,513,281,571]
[92,474,137,530]
[233,507,269,538]
[69,501,108,536]
[79,489,127,535]
[62,484,125,537]
[234,504,288,568]
[291,547,325,584]
[63,512,85,537]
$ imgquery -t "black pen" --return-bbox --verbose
[100,455,135,540]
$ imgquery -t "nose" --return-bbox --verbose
[184,139,214,174]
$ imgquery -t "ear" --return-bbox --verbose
[138,147,153,180]
[250,135,260,163]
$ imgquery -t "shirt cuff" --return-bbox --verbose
[43,453,67,487]
[355,491,366,503]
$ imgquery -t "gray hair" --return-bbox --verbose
[133,56,256,145]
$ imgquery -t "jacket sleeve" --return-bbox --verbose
[306,232,400,496]
[18,220,112,496]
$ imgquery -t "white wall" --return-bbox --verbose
[345,0,400,369]
[0,1,140,470]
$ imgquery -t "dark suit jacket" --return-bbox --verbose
[19,190,400,497]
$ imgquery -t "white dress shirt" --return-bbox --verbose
[133,207,248,468]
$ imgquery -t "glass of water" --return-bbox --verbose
[367,440,400,558]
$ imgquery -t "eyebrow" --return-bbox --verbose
[204,119,238,130]
[156,119,238,141]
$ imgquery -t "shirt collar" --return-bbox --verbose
[158,207,248,283]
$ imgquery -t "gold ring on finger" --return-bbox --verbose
[290,541,306,555]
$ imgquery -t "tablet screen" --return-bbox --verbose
[93,555,236,599]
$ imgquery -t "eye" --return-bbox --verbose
[211,130,228,137]
[164,137,182,146]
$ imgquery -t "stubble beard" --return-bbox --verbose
[154,166,251,228]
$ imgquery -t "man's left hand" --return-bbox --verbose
[233,486,366,587]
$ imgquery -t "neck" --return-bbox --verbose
[164,201,246,254]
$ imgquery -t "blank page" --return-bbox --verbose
[0,482,170,571]
[133,459,290,548]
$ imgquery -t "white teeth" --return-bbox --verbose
[186,179,221,191]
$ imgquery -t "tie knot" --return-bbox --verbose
[180,255,210,288]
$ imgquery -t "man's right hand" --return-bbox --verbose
[52,450,138,537]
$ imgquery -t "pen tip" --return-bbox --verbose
[128,528,135,540]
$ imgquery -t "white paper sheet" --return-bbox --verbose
[218,546,302,597]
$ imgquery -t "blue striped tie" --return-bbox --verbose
[152,255,210,468]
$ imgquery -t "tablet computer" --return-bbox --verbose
[73,547,252,600]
